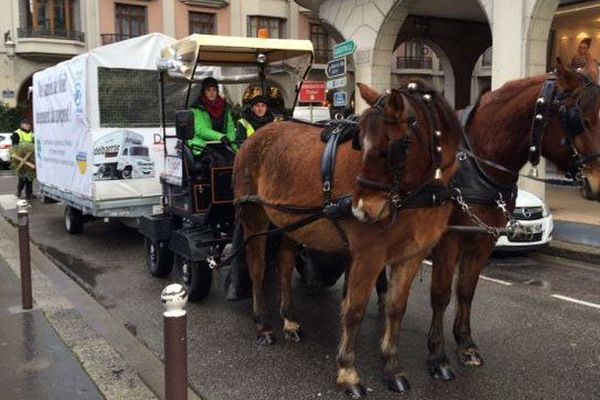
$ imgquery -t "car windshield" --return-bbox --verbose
[130,146,149,157]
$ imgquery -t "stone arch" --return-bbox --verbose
[470,46,492,103]
[525,0,560,76]
[393,38,456,107]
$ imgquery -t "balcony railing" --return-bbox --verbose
[314,49,333,64]
[101,33,139,45]
[397,56,433,70]
[17,27,85,42]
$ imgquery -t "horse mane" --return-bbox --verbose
[577,81,600,113]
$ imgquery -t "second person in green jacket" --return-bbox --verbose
[189,77,236,157]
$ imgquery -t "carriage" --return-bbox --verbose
[137,34,345,301]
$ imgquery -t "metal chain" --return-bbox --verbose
[451,188,501,238]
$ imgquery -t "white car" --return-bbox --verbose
[292,106,331,123]
[495,189,553,249]
[0,133,13,169]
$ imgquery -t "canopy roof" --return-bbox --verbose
[163,34,314,65]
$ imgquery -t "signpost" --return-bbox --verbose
[333,40,357,59]
[333,91,348,107]
[326,58,346,79]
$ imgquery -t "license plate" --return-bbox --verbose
[526,223,543,234]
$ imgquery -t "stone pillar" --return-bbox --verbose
[162,0,176,38]
[491,0,526,89]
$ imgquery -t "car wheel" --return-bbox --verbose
[64,206,84,234]
[175,256,212,302]
[144,238,173,277]
[121,166,132,179]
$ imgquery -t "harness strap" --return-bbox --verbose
[528,77,557,167]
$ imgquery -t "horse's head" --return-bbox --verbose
[544,58,600,200]
[351,82,460,222]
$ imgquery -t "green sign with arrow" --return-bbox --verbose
[333,40,357,59]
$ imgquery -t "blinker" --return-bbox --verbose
[387,136,411,170]
[565,106,586,137]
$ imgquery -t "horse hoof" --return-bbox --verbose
[458,348,484,367]
[284,329,302,343]
[340,383,367,399]
[255,331,276,346]
[428,364,456,381]
[384,374,411,393]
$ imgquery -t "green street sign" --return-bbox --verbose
[333,40,356,59]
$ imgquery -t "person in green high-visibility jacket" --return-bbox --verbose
[11,118,36,199]
[188,77,236,157]
[235,95,275,142]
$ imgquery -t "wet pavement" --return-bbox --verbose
[0,170,599,400]
[0,256,103,400]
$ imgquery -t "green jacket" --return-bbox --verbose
[188,104,236,156]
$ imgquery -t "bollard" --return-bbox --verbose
[162,283,188,400]
[17,199,32,310]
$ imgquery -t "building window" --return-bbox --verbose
[247,16,285,39]
[310,23,332,64]
[115,3,147,39]
[189,12,215,34]
[18,0,83,41]
[397,40,432,69]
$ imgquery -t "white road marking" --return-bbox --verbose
[479,275,514,286]
[551,294,600,310]
[422,260,513,286]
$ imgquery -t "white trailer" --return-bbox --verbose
[33,33,176,233]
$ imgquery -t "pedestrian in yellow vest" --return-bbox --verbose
[235,95,275,142]
[11,118,35,199]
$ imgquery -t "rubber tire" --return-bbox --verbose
[144,238,174,277]
[295,250,346,288]
[64,206,84,235]
[176,256,212,302]
[121,166,132,179]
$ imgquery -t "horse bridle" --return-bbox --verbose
[353,83,450,209]
[529,74,600,182]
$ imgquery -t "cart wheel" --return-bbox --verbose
[175,256,212,302]
[121,166,132,179]
[295,250,346,288]
[64,206,84,234]
[144,238,173,277]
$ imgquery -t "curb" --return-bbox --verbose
[0,213,202,400]
[538,239,600,266]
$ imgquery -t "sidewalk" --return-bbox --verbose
[543,185,600,263]
[0,255,103,399]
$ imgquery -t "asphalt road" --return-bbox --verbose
[0,170,598,400]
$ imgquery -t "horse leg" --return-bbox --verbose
[453,245,493,367]
[337,253,385,399]
[278,237,302,342]
[380,256,424,393]
[376,268,388,312]
[427,235,461,381]
[240,205,275,346]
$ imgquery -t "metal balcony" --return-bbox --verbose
[17,27,85,42]
[396,56,433,70]
[101,33,139,45]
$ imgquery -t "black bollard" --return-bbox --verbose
[17,200,32,310]
[162,283,188,400]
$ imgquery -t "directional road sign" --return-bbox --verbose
[326,58,346,79]
[326,76,347,90]
[333,91,348,107]
[333,40,357,59]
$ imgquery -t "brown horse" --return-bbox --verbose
[426,59,600,381]
[233,82,461,397]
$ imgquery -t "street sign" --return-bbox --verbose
[299,81,326,103]
[333,91,348,107]
[326,76,347,90]
[333,40,357,59]
[326,58,346,79]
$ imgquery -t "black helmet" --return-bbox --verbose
[201,77,219,94]
[249,95,269,107]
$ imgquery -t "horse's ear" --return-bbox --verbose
[357,83,380,106]
[386,90,405,119]
[556,57,579,90]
